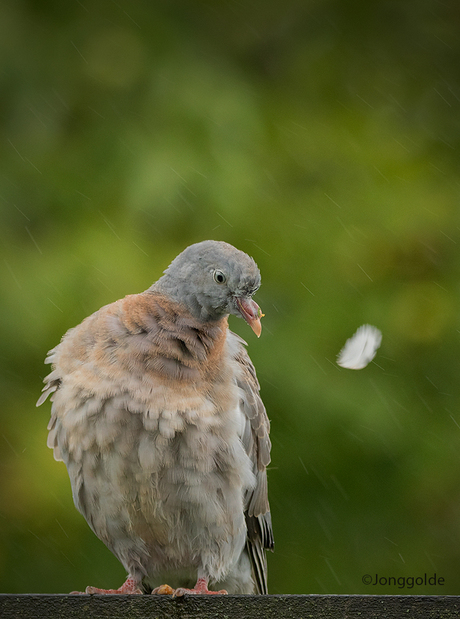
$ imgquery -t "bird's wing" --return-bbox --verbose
[229,331,274,594]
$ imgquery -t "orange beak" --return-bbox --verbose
[235,297,264,337]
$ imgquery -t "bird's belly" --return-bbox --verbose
[62,394,255,579]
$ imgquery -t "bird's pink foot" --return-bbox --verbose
[172,577,228,597]
[71,575,142,595]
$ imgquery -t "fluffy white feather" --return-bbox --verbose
[337,324,382,370]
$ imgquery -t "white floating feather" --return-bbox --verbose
[337,324,382,370]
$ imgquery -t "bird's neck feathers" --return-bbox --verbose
[117,292,228,382]
[149,277,220,323]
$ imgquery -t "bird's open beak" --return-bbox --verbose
[235,297,264,337]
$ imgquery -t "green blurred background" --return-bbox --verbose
[2,0,460,596]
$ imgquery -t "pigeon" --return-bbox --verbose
[37,240,273,596]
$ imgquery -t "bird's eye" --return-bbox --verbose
[213,270,226,284]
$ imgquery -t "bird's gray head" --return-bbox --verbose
[152,240,263,336]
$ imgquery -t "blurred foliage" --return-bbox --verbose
[1,0,460,596]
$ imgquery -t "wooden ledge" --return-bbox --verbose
[1,594,460,619]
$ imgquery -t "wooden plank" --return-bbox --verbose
[1,594,460,619]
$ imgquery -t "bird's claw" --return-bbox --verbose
[151,584,175,595]
[171,577,228,597]
[71,576,142,595]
